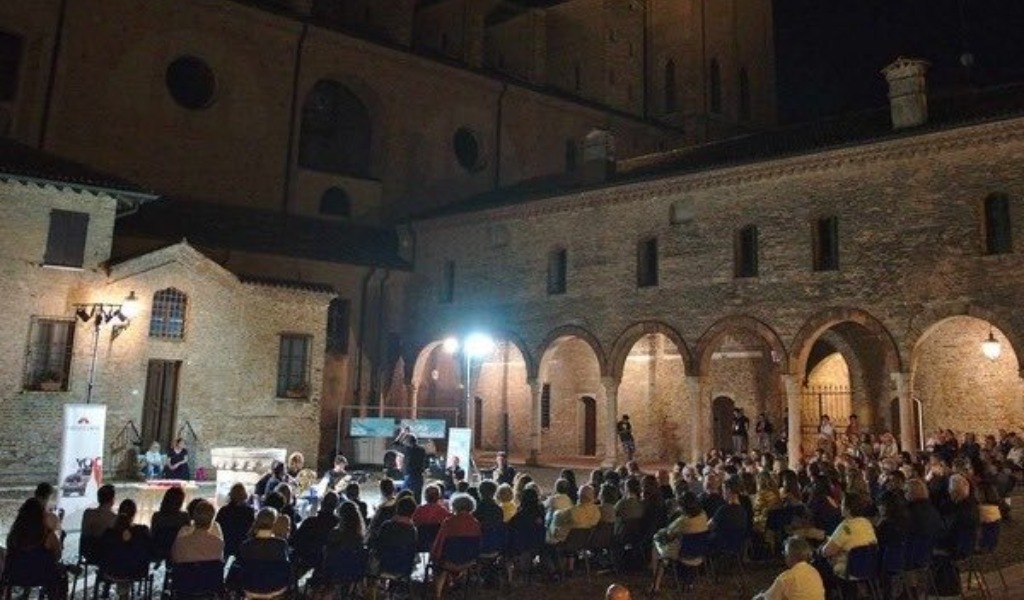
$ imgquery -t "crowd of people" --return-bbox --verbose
[2,419,1021,599]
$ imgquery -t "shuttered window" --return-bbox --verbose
[44,210,89,268]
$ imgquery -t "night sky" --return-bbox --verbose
[508,0,1024,124]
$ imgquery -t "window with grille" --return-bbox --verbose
[541,383,551,429]
[277,334,311,398]
[326,298,350,355]
[813,216,840,271]
[547,248,567,295]
[149,288,187,339]
[23,317,74,391]
[984,193,1012,255]
[44,210,89,268]
[637,237,659,288]
[735,225,759,278]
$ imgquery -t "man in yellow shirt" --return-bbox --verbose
[754,536,825,600]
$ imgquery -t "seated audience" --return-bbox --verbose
[81,484,117,562]
[496,484,517,523]
[431,494,482,598]
[474,480,505,529]
[753,536,825,600]
[818,493,877,578]
[216,482,255,558]
[171,499,223,564]
[413,484,452,527]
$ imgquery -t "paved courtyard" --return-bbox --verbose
[2,462,1024,598]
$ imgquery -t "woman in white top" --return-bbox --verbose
[819,492,877,577]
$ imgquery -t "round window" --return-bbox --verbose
[453,127,484,172]
[166,56,216,110]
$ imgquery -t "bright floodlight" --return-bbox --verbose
[465,332,496,358]
[120,291,140,320]
[981,329,1002,361]
[442,337,460,354]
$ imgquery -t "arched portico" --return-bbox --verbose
[610,321,692,462]
[789,308,902,457]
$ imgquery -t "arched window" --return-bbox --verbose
[298,80,372,178]
[709,58,722,114]
[319,187,351,218]
[664,59,677,113]
[738,67,751,121]
[149,288,187,339]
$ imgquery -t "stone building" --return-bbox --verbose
[0,140,333,483]
[400,71,1024,467]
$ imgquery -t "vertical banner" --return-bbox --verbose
[447,427,474,480]
[58,404,106,531]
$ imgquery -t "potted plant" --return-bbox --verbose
[284,382,309,399]
[39,370,64,392]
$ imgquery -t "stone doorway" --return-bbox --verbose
[711,395,735,451]
[142,359,181,450]
[581,396,597,456]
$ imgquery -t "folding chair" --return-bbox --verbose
[321,546,369,598]
[477,524,509,589]
[584,522,615,574]
[432,536,481,599]
[374,544,417,599]
[975,521,1007,593]
[556,528,592,580]
[903,534,936,599]
[170,560,225,599]
[1,547,64,600]
[839,544,881,600]
[239,558,293,599]
[710,528,750,594]
[880,542,906,599]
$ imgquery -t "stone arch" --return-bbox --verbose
[694,315,788,376]
[536,324,608,377]
[906,304,1024,375]
[406,329,537,384]
[790,307,903,377]
[609,321,693,379]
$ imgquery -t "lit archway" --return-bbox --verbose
[537,327,605,460]
[911,316,1024,437]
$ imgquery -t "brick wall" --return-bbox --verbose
[405,117,1024,460]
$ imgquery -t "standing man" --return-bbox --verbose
[493,451,516,485]
[755,412,774,453]
[731,407,750,455]
[392,426,427,503]
[616,414,635,462]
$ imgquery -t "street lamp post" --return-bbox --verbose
[74,291,139,404]
[443,332,495,438]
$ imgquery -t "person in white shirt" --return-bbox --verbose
[819,493,877,577]
[144,442,165,479]
[754,536,825,600]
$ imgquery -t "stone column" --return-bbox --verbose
[685,376,704,463]
[527,378,542,466]
[782,374,802,469]
[892,372,914,451]
[407,382,419,419]
[602,377,620,467]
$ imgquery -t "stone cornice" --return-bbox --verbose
[416,114,1024,231]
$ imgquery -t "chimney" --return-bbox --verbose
[882,57,930,130]
[580,128,616,183]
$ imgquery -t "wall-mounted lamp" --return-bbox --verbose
[981,328,1002,361]
[73,291,140,403]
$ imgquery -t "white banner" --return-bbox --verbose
[447,427,474,480]
[57,404,106,531]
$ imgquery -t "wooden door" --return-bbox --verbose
[712,396,735,452]
[142,360,181,450]
[581,396,597,456]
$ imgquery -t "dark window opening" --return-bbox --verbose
[734,225,759,278]
[547,248,567,295]
[813,216,840,271]
[709,58,722,114]
[299,80,372,178]
[277,334,311,398]
[23,317,74,391]
[739,67,751,121]
[319,187,351,217]
[453,128,483,171]
[664,59,677,113]
[326,298,350,355]
[637,237,659,288]
[541,383,551,429]
[440,260,455,303]
[44,210,89,268]
[984,193,1013,255]
[0,31,23,102]
[149,288,187,339]
[166,56,216,110]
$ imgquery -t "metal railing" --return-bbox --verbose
[109,420,143,478]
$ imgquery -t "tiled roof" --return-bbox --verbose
[0,137,157,206]
[415,83,1024,221]
[238,275,336,294]
[117,199,410,269]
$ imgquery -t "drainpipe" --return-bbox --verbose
[39,0,70,148]
[282,22,309,213]
[374,269,392,416]
[353,268,376,418]
[494,83,508,189]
